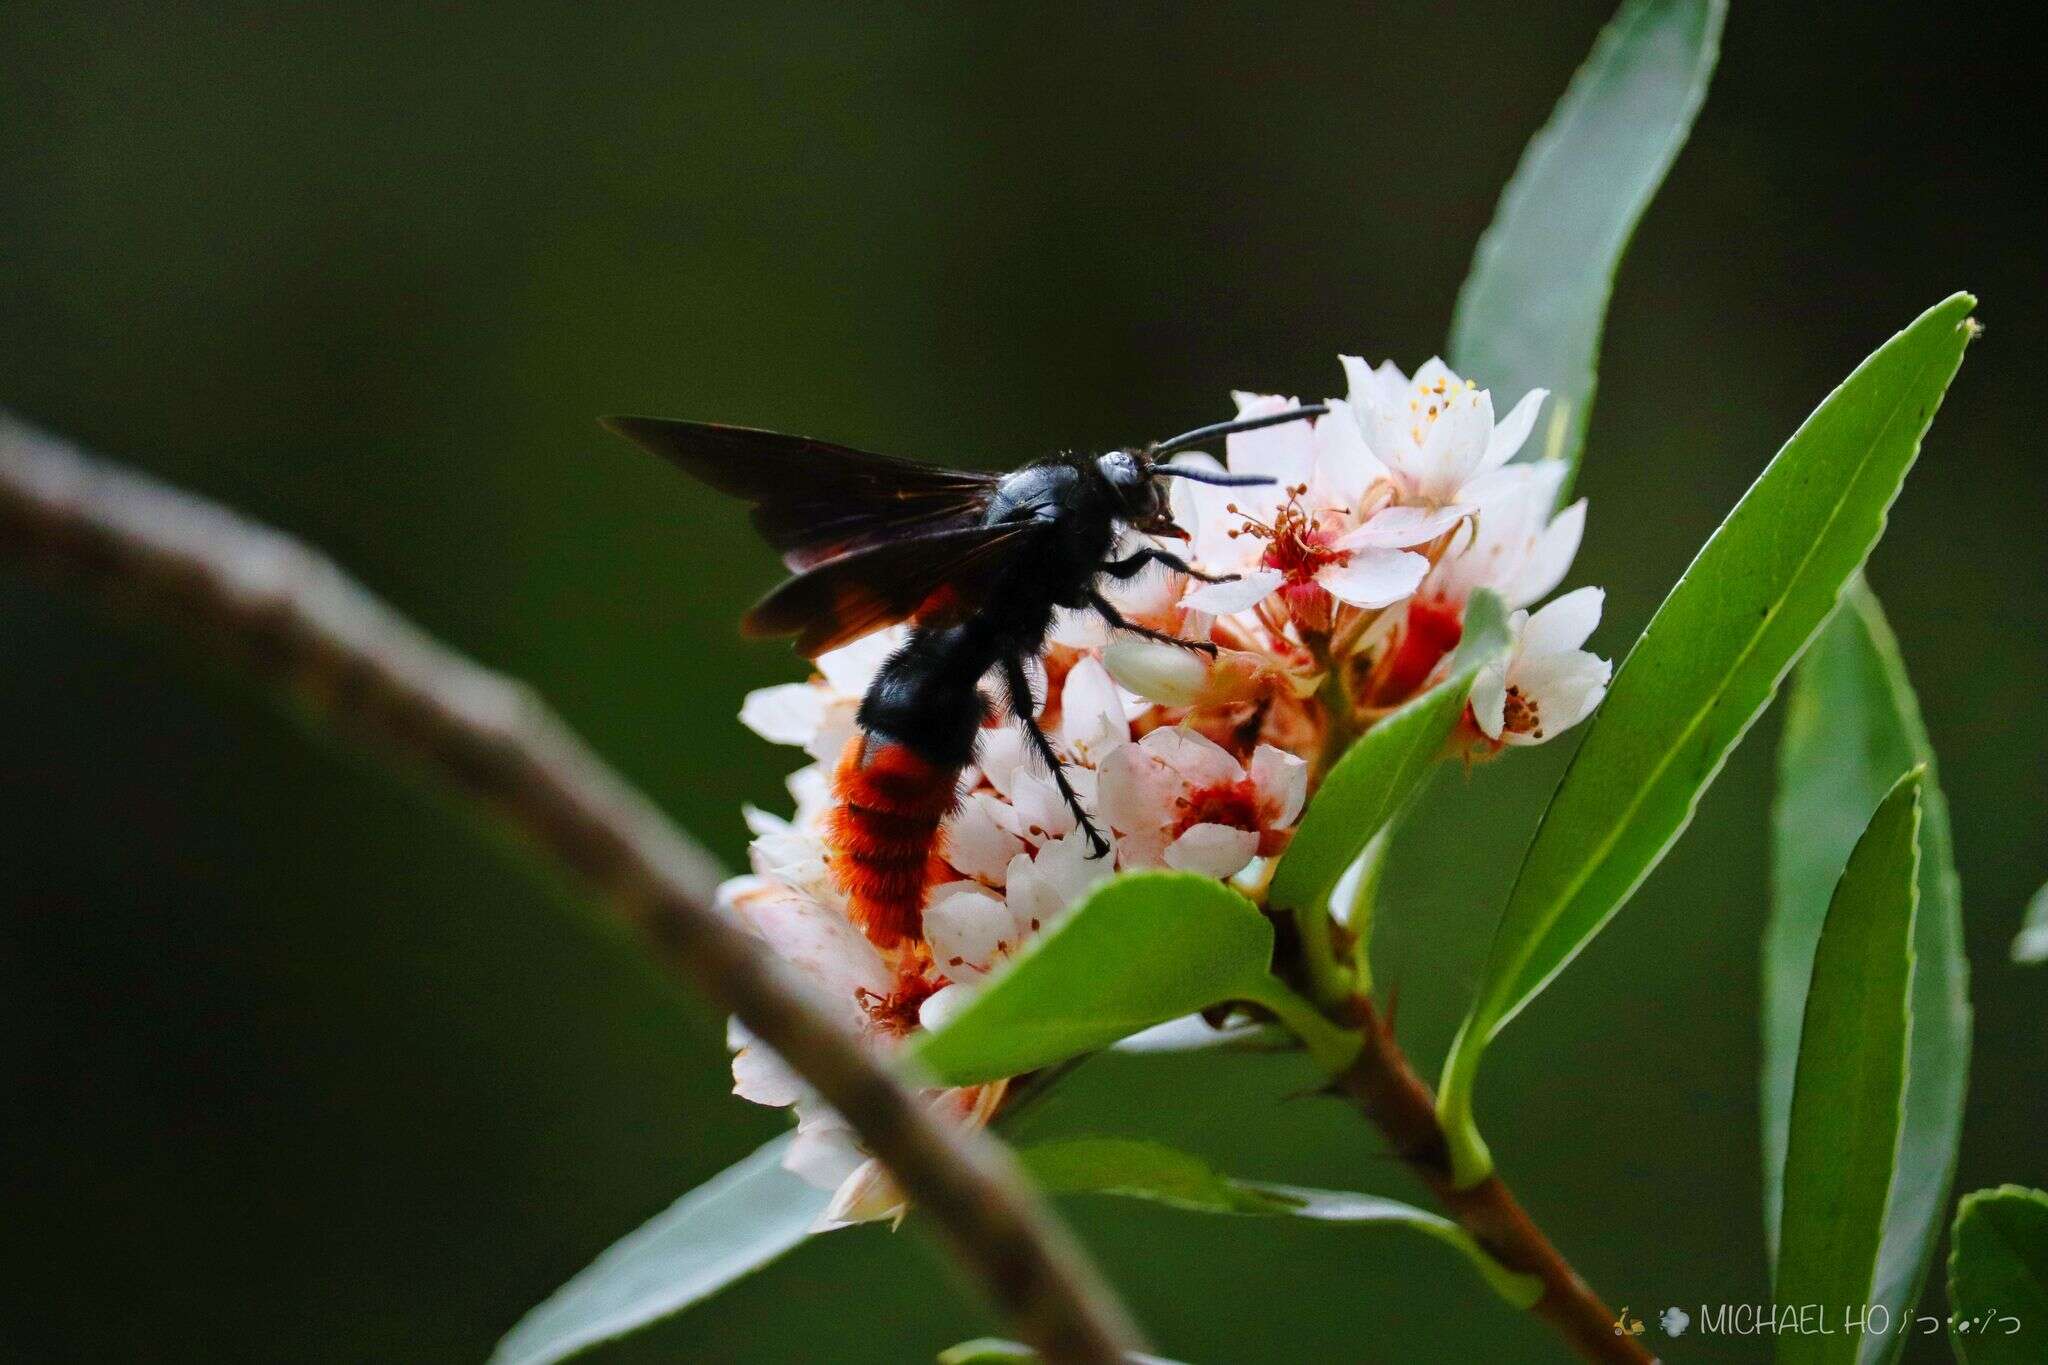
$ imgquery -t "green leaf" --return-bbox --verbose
[912,872,1359,1085]
[1269,591,1508,920]
[1764,579,1971,1364]
[1018,1138,1542,1310]
[937,1341,1040,1365]
[1448,0,1725,492]
[937,1339,1187,1365]
[2012,882,2048,964]
[1774,769,1923,1365]
[1948,1186,2048,1364]
[1438,293,1977,1186]
[1110,1015,1294,1054]
[491,1134,829,1365]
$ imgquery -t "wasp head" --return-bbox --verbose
[1096,450,1185,538]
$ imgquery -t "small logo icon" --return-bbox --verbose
[1661,1306,1691,1337]
[1613,1307,1645,1337]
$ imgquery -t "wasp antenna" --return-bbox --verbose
[1151,465,1279,487]
[1148,403,1330,459]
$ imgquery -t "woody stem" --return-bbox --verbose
[1330,996,1650,1363]
[1293,660,1642,1363]
[0,412,1148,1365]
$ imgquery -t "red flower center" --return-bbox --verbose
[1172,778,1262,837]
[1368,594,1465,706]
[1230,486,1349,587]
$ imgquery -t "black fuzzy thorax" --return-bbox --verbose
[856,453,1126,768]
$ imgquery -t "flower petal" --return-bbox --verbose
[739,683,826,747]
[1522,585,1604,656]
[1339,502,1472,550]
[818,1158,905,1229]
[1102,636,1210,707]
[1506,649,1612,743]
[1060,656,1129,765]
[925,886,1015,979]
[1484,387,1548,469]
[1184,567,1284,615]
[942,793,1025,884]
[1249,744,1309,827]
[816,627,902,695]
[1414,383,1494,500]
[1319,547,1428,609]
[1143,725,1244,788]
[732,1042,806,1108]
[784,1112,865,1191]
[1226,391,1315,492]
[975,723,1031,798]
[726,880,892,1022]
[1470,659,1509,740]
[1006,769,1080,841]
[1509,498,1586,609]
[918,981,979,1033]
[1164,823,1260,879]
[1310,398,1386,507]
[1096,742,1173,834]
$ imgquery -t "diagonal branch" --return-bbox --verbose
[1334,996,1649,1363]
[0,411,1146,1365]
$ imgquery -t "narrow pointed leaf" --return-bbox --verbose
[1267,590,1508,919]
[938,1340,1187,1365]
[1110,1015,1294,1054]
[2013,882,2048,964]
[1764,579,1970,1364]
[1774,770,1923,1365]
[1438,294,1976,1186]
[913,872,1358,1086]
[1018,1138,1541,1310]
[1449,0,1726,490]
[1948,1186,2048,1364]
[492,1134,829,1365]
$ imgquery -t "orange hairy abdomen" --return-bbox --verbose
[829,734,960,949]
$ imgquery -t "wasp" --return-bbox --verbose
[605,405,1321,948]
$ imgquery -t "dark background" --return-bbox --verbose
[3,3,2041,1360]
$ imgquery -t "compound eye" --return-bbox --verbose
[1097,451,1141,487]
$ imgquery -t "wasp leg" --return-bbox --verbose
[1101,546,1237,584]
[1088,589,1219,657]
[999,653,1111,860]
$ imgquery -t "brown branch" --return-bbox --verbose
[0,412,1146,1365]
[1334,996,1650,1363]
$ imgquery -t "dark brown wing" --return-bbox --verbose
[746,521,1039,658]
[602,416,1001,570]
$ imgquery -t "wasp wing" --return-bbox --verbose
[602,416,1001,570]
[745,520,1039,658]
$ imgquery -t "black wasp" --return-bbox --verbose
[605,405,1321,947]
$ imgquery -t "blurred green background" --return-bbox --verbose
[3,3,2041,1360]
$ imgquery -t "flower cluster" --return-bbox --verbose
[719,357,1611,1225]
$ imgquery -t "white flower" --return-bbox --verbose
[924,830,1112,990]
[1339,356,1547,507]
[738,626,903,761]
[1096,727,1308,877]
[949,656,1129,855]
[1175,393,1467,624]
[1426,459,1585,611]
[1469,587,1612,747]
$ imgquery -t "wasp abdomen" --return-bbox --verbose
[829,733,960,949]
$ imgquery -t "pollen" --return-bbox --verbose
[1502,684,1545,739]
